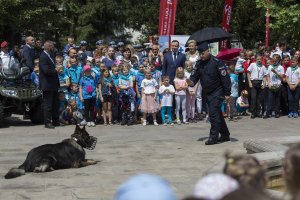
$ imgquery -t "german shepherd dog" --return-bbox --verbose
[5,125,97,179]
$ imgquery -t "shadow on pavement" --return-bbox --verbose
[197,137,238,142]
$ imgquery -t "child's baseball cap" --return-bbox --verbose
[83,65,91,71]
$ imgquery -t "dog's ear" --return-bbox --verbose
[82,125,86,131]
[75,124,81,132]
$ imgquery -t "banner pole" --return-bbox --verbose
[266,0,270,49]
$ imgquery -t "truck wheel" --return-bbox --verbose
[0,101,4,127]
[30,104,44,124]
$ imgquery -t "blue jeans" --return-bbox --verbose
[161,106,172,124]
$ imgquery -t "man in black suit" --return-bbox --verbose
[39,41,60,129]
[162,40,186,84]
[21,36,35,71]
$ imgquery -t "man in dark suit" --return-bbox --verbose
[39,41,60,129]
[162,40,186,84]
[21,36,35,71]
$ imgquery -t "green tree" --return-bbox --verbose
[256,0,300,47]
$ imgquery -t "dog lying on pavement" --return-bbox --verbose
[5,125,98,179]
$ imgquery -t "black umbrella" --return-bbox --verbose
[186,27,233,46]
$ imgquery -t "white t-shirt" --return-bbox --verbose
[0,51,18,74]
[236,96,249,106]
[159,84,175,107]
[141,78,158,94]
[247,63,267,80]
[285,67,300,85]
[267,65,284,86]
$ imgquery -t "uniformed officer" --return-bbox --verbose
[186,42,231,145]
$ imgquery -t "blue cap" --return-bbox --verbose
[118,42,124,47]
[197,42,209,52]
[115,174,177,200]
[96,40,103,46]
[78,52,87,61]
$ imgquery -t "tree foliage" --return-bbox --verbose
[256,0,300,47]
[0,0,298,49]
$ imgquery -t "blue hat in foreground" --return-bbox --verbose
[197,42,209,52]
[115,173,177,200]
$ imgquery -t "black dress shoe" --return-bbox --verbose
[205,139,218,145]
[45,123,55,129]
[52,122,60,127]
[218,136,230,143]
[263,114,269,119]
[275,113,280,118]
[251,114,256,119]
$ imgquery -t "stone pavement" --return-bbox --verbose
[0,115,299,200]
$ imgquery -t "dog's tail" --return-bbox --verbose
[4,165,25,179]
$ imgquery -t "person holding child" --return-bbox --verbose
[79,65,97,127]
[140,69,160,126]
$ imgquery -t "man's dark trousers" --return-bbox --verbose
[43,90,59,124]
[207,90,230,141]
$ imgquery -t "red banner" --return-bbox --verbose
[158,0,178,36]
[266,0,270,49]
[221,0,234,50]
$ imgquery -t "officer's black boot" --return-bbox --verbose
[205,138,218,145]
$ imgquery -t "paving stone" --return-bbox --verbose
[0,115,299,199]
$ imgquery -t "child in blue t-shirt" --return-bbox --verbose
[57,64,70,93]
[79,65,97,127]
[68,58,82,84]
[119,65,136,125]
[66,83,84,112]
[58,91,68,114]
[135,64,145,121]
[31,59,40,88]
[228,65,239,121]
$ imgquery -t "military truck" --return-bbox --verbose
[0,66,43,126]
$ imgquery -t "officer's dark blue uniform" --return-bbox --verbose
[188,42,231,145]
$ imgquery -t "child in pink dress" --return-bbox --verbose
[140,69,160,126]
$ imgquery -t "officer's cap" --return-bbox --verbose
[197,42,209,52]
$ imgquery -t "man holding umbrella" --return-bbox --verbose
[186,42,231,145]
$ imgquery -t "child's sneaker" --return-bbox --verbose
[163,123,167,126]
[87,122,91,127]
[170,122,174,126]
[80,120,87,126]
[142,120,147,126]
[294,112,299,118]
[177,120,181,125]
[91,122,96,127]
[153,120,159,126]
[288,112,294,118]
[183,121,189,124]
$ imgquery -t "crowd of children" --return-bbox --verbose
[29,39,300,127]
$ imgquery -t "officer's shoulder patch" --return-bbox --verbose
[220,68,227,76]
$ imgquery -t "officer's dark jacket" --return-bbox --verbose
[190,55,231,96]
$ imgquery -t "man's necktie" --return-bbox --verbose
[174,52,177,61]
